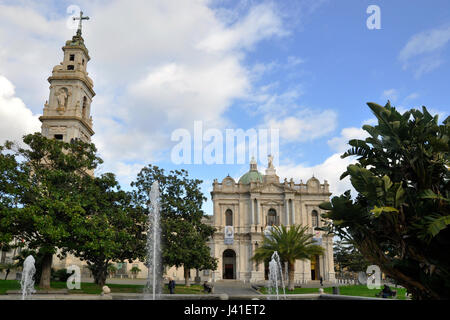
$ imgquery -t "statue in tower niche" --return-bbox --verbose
[267,154,274,169]
[56,88,69,114]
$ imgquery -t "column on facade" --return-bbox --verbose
[256,199,260,226]
[284,199,289,225]
[215,200,221,226]
[235,203,239,230]
[252,242,256,271]
[291,199,295,225]
[249,198,254,226]
[301,203,306,226]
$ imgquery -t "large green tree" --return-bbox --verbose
[131,165,217,286]
[0,133,147,289]
[333,240,370,274]
[252,224,324,291]
[63,173,147,287]
[319,102,450,300]
[0,133,102,288]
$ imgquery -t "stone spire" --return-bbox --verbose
[250,156,258,171]
[40,12,95,144]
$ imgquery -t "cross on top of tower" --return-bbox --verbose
[73,11,90,36]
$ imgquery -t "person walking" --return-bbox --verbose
[203,281,212,293]
[168,277,176,294]
[319,276,323,286]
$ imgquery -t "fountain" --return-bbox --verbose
[267,251,286,300]
[145,181,162,300]
[21,255,36,300]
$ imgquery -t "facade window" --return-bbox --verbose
[225,209,233,226]
[203,270,210,276]
[82,96,87,118]
[54,134,63,140]
[67,65,74,70]
[312,210,319,228]
[69,54,75,61]
[82,59,85,66]
[267,208,277,226]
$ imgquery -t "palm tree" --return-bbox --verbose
[252,224,324,291]
[107,264,117,278]
[130,266,141,279]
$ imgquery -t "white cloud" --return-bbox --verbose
[0,1,290,187]
[403,92,419,102]
[327,127,369,153]
[251,86,303,115]
[277,153,356,198]
[399,25,450,62]
[266,109,337,142]
[399,25,450,77]
[413,56,444,79]
[0,5,70,108]
[381,89,398,102]
[197,2,288,53]
[0,75,41,145]
[85,0,290,177]
[286,56,304,67]
[273,125,370,198]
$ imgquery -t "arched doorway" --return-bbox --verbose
[222,249,236,279]
[311,255,320,280]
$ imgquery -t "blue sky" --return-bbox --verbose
[0,0,449,214]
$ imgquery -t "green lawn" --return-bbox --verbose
[260,285,407,300]
[0,279,204,295]
[0,279,21,295]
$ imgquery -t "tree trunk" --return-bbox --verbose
[288,262,295,291]
[39,253,53,289]
[4,270,9,280]
[184,267,190,287]
[93,263,108,287]
[97,272,107,287]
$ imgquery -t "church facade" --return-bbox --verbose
[208,157,335,284]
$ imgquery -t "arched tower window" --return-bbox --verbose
[225,209,233,226]
[82,96,87,119]
[312,210,319,228]
[267,208,277,226]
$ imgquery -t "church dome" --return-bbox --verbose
[239,157,263,184]
[239,170,263,184]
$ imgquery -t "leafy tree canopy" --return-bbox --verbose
[333,239,370,273]
[319,102,450,300]
[63,173,147,287]
[131,165,217,285]
[0,133,146,288]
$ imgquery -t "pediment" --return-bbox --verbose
[253,183,285,194]
[260,200,283,206]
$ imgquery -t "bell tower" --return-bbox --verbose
[40,11,95,143]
